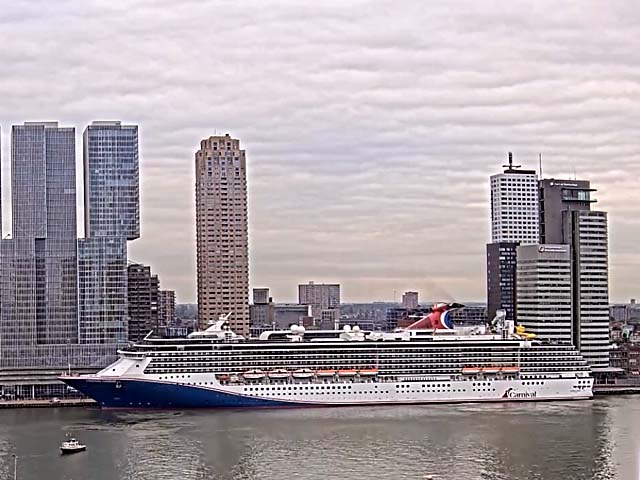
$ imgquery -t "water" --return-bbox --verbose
[0,396,639,480]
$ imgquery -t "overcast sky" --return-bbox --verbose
[1,1,639,304]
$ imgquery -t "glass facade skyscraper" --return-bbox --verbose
[0,121,140,375]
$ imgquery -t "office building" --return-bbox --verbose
[1,122,79,366]
[195,134,249,335]
[565,210,610,370]
[486,242,518,322]
[127,263,159,341]
[298,281,340,320]
[249,288,274,328]
[517,244,573,343]
[402,291,419,309]
[539,179,595,244]
[487,154,539,324]
[449,306,488,325]
[78,121,139,345]
[490,153,539,244]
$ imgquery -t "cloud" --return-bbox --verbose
[1,0,639,303]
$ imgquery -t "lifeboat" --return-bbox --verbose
[501,366,520,374]
[215,373,230,381]
[358,368,378,376]
[461,367,481,375]
[268,369,290,379]
[337,369,358,377]
[316,369,336,377]
[481,366,501,374]
[243,370,266,380]
[292,368,315,379]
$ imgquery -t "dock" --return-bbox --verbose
[0,398,97,409]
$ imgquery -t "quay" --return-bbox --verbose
[0,398,96,409]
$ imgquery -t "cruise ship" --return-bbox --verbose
[61,304,593,409]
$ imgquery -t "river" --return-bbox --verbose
[1,396,639,479]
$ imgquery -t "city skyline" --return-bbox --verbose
[1,2,639,304]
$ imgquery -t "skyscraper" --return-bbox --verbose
[486,154,539,322]
[195,134,249,334]
[79,121,140,345]
[2,122,78,355]
[565,210,610,370]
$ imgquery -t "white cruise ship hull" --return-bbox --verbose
[63,374,593,409]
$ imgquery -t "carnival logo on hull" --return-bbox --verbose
[502,388,537,399]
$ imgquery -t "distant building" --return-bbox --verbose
[517,244,573,343]
[253,288,270,305]
[538,179,595,244]
[449,306,487,325]
[195,134,249,335]
[385,307,427,331]
[402,291,419,309]
[298,281,340,321]
[249,303,312,336]
[158,290,176,328]
[127,263,159,341]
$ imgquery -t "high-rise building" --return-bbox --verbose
[158,290,176,328]
[127,263,159,342]
[490,154,539,244]
[564,210,610,370]
[83,121,140,240]
[298,281,340,320]
[1,122,78,359]
[517,244,573,343]
[486,242,518,322]
[79,121,140,346]
[538,178,610,370]
[487,154,539,323]
[195,134,249,335]
[539,179,595,244]
[402,291,419,309]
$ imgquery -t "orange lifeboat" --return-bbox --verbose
[243,370,266,380]
[292,369,315,379]
[316,369,336,377]
[337,369,358,377]
[268,369,290,379]
[501,366,520,374]
[359,368,379,376]
[481,366,501,374]
[461,367,481,375]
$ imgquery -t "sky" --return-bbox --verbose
[1,1,639,304]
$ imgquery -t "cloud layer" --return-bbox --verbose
[1,1,639,303]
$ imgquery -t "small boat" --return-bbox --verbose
[268,369,290,379]
[337,369,358,377]
[316,369,336,377]
[60,438,86,455]
[481,366,501,374]
[359,368,378,376]
[215,373,230,381]
[243,370,266,380]
[461,367,481,375]
[501,366,520,374]
[292,368,315,379]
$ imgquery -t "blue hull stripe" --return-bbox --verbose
[62,377,309,408]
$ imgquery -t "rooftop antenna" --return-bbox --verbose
[538,153,543,178]
[503,152,521,171]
